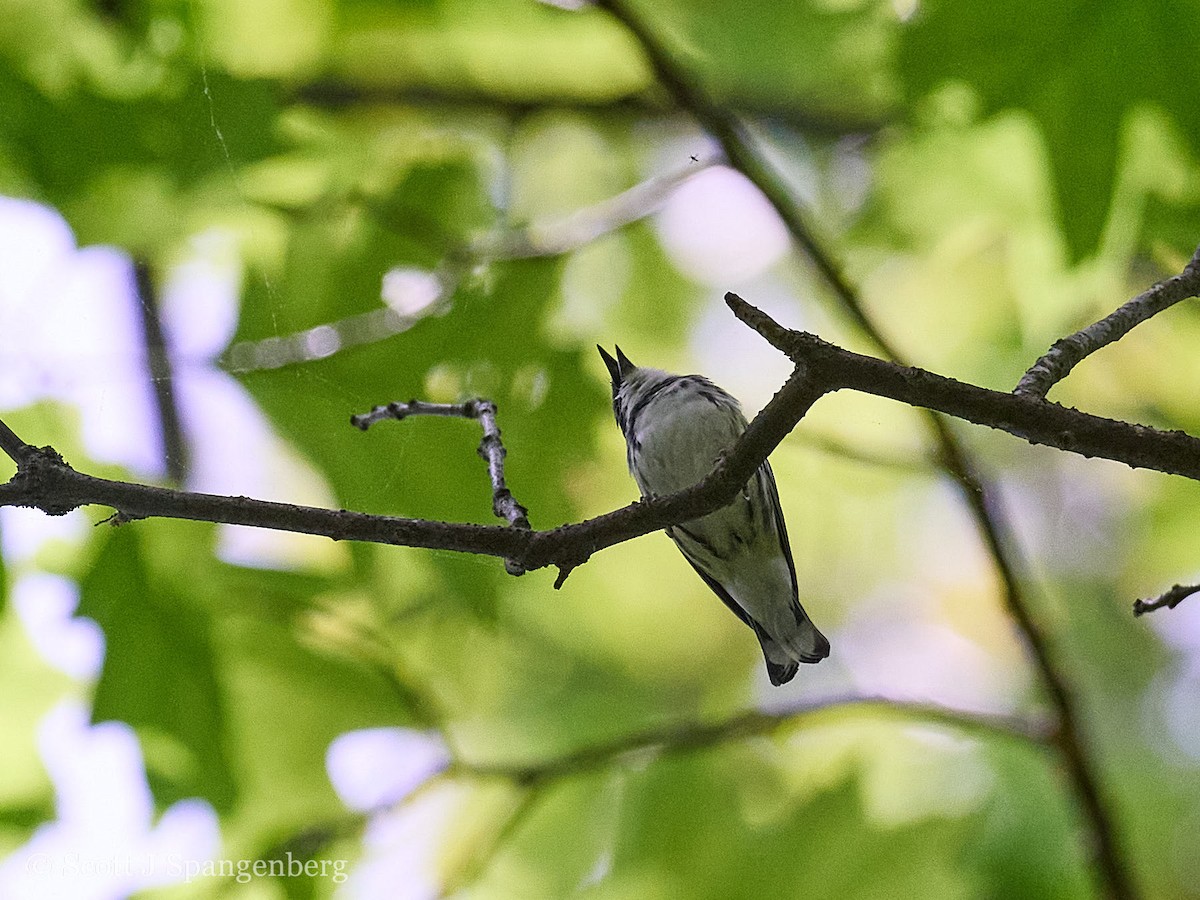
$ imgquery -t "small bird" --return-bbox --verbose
[598,345,829,685]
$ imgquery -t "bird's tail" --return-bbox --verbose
[753,606,829,686]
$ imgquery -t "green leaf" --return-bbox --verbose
[478,749,977,899]
[0,53,280,250]
[899,0,1200,260]
[76,528,236,811]
[967,742,1093,899]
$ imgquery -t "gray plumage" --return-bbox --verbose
[598,345,829,685]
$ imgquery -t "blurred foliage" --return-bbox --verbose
[1,0,1200,898]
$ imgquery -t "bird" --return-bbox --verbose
[598,345,829,685]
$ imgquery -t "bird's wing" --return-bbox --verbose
[668,526,753,629]
[758,460,799,601]
[667,526,798,685]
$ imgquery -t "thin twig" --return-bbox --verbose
[224,156,721,375]
[132,260,189,483]
[437,694,1047,894]
[1133,583,1200,617]
[437,786,541,898]
[352,399,531,574]
[469,153,720,260]
[1016,244,1200,399]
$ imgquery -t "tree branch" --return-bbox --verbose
[7,300,1200,585]
[446,695,1048,895]
[459,694,1052,786]
[223,156,719,375]
[4,294,1190,900]
[1133,583,1200,617]
[0,369,826,581]
[727,294,1200,481]
[0,418,33,466]
[1016,244,1200,398]
[288,80,888,140]
[352,398,531,574]
[132,259,189,483]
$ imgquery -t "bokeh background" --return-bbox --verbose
[2,0,1200,897]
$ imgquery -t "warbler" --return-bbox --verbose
[598,345,829,685]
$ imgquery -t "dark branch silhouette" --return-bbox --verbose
[5,297,1200,576]
[1017,245,1200,398]
[1133,583,1200,617]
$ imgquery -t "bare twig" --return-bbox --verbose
[352,398,531,575]
[1133,583,1200,617]
[132,260,188,483]
[223,157,718,375]
[0,372,826,575]
[436,787,541,899]
[726,294,1200,480]
[439,692,1049,894]
[1016,244,1200,399]
[469,154,720,260]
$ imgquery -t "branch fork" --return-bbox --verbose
[352,398,531,575]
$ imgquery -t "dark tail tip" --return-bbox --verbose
[767,660,799,686]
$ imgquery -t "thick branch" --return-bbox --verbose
[0,442,527,554]
[728,294,1200,481]
[1016,244,1200,398]
[0,371,826,577]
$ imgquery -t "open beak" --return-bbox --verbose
[597,345,635,396]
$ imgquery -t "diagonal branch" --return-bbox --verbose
[0,371,828,582]
[1016,244,1200,398]
[727,295,1200,480]
[591,14,1183,889]
[0,418,33,466]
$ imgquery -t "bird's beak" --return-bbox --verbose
[615,346,635,375]
[597,343,633,396]
[597,345,635,397]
